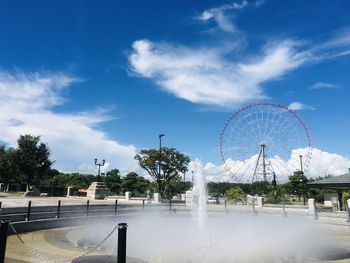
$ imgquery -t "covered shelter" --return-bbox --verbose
[308,172,350,210]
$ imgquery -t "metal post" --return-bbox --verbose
[224,199,227,212]
[142,199,145,211]
[86,200,90,216]
[114,199,118,215]
[261,144,267,182]
[313,201,319,220]
[56,200,61,219]
[169,198,172,214]
[0,219,9,263]
[182,170,186,194]
[26,200,32,221]
[282,200,287,217]
[117,223,128,263]
[0,201,2,210]
[252,199,257,216]
[299,154,303,172]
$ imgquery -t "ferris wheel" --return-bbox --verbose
[219,102,312,183]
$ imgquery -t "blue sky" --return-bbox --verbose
[0,0,350,180]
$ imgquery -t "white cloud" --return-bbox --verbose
[307,148,350,177]
[196,0,254,33]
[0,70,137,173]
[309,82,337,90]
[311,28,350,60]
[288,101,315,111]
[130,39,307,107]
[188,148,350,183]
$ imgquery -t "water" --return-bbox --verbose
[62,162,350,262]
[191,160,207,227]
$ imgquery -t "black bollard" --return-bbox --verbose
[117,223,128,263]
[0,219,9,263]
[114,199,118,216]
[142,199,145,211]
[169,198,172,214]
[86,200,89,216]
[0,201,2,210]
[56,200,61,219]
[26,201,32,221]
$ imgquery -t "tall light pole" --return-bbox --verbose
[94,158,105,182]
[158,134,165,195]
[299,154,303,173]
[182,170,186,194]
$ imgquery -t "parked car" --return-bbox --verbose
[207,197,217,204]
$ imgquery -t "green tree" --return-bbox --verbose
[121,172,150,196]
[68,173,96,188]
[135,147,190,198]
[226,186,246,203]
[15,135,53,189]
[104,169,122,194]
[45,173,70,188]
[0,145,11,190]
[251,181,271,196]
[285,170,308,204]
[207,182,250,197]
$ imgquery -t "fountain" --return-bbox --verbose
[191,160,208,227]
[8,163,350,262]
[65,160,350,262]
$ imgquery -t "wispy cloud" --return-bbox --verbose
[309,82,337,90]
[129,21,350,108]
[196,0,262,33]
[288,101,315,111]
[312,28,350,60]
[129,39,307,107]
[0,70,137,172]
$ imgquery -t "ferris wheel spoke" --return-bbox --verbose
[262,108,273,140]
[253,107,263,141]
[220,103,312,183]
[264,113,285,141]
[271,157,291,177]
[238,157,256,183]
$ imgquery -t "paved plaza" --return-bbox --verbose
[1,195,350,262]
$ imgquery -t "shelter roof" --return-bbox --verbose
[307,173,350,189]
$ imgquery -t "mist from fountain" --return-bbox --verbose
[64,160,349,263]
[191,159,207,228]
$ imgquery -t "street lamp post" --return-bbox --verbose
[158,134,165,196]
[182,170,186,194]
[94,158,105,182]
[299,155,303,172]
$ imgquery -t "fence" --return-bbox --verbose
[1,219,128,263]
[0,199,183,263]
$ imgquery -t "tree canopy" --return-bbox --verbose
[226,186,246,202]
[15,135,53,188]
[135,147,190,198]
[121,172,150,196]
[104,169,122,194]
